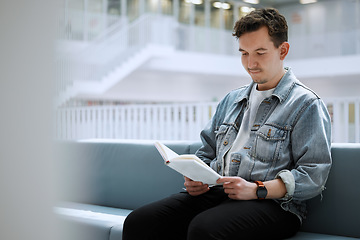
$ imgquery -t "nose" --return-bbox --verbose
[248,55,258,69]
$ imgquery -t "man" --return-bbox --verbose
[123,8,332,240]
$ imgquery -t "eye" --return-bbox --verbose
[241,52,248,56]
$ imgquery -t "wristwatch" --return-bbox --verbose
[255,181,267,200]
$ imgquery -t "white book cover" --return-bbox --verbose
[155,142,221,185]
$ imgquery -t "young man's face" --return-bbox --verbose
[239,26,289,91]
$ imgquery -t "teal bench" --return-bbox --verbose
[55,140,360,240]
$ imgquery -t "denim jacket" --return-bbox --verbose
[195,68,332,221]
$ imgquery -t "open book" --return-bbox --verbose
[155,142,221,185]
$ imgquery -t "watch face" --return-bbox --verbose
[257,187,268,199]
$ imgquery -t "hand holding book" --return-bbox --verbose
[155,142,221,185]
[184,176,211,196]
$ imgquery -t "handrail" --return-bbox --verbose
[55,98,360,143]
[56,8,360,106]
[55,13,176,102]
[80,13,160,54]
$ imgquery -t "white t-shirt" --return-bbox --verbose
[224,84,275,176]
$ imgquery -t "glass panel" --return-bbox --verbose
[88,0,103,12]
[223,2,233,30]
[146,0,159,13]
[145,0,173,15]
[194,1,205,26]
[210,1,220,28]
[108,0,121,15]
[67,0,85,40]
[87,0,104,39]
[108,0,121,26]
[162,0,173,15]
[127,0,139,22]
[68,0,84,11]
[179,0,191,24]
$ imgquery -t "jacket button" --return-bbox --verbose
[223,141,228,146]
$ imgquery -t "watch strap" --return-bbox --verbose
[255,181,267,200]
[255,180,265,188]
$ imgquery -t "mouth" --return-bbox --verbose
[248,68,261,74]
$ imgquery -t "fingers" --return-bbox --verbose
[184,176,201,184]
[184,177,210,196]
[217,177,238,191]
[184,176,205,187]
[216,177,253,200]
[216,176,238,184]
[186,185,210,196]
[184,176,191,182]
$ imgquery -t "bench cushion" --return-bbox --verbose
[56,202,359,240]
[57,140,190,209]
[299,143,360,238]
[56,202,132,240]
[287,232,360,239]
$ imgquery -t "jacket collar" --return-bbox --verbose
[234,67,297,104]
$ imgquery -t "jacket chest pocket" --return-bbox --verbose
[252,124,287,162]
[215,124,231,152]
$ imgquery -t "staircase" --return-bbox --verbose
[56,14,177,106]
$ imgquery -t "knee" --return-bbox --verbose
[122,209,153,239]
[123,210,139,231]
[122,211,138,239]
[187,215,216,240]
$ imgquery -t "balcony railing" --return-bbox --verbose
[56,13,176,105]
[56,8,360,106]
[55,102,218,141]
[55,98,360,143]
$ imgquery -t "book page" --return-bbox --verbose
[172,154,209,167]
[155,142,221,185]
[169,159,221,185]
[154,142,179,162]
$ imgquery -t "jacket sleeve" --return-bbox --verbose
[195,94,231,166]
[290,98,332,201]
[195,105,221,166]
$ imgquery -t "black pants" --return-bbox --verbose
[122,186,300,240]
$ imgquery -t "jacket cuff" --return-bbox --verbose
[275,170,295,200]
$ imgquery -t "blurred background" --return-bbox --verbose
[1,1,359,239]
[56,0,360,143]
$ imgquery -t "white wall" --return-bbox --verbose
[280,0,360,59]
[0,1,58,240]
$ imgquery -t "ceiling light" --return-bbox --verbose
[241,6,255,13]
[243,0,259,4]
[222,3,231,9]
[300,0,317,4]
[185,0,203,4]
[213,2,231,9]
[213,2,221,8]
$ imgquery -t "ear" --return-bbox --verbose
[279,42,290,60]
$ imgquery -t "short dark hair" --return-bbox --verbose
[233,8,288,48]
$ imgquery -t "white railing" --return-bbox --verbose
[176,24,237,56]
[325,97,360,143]
[56,8,360,106]
[59,10,123,41]
[71,14,158,82]
[57,14,239,95]
[55,102,218,141]
[55,98,360,143]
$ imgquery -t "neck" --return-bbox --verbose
[257,68,286,91]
